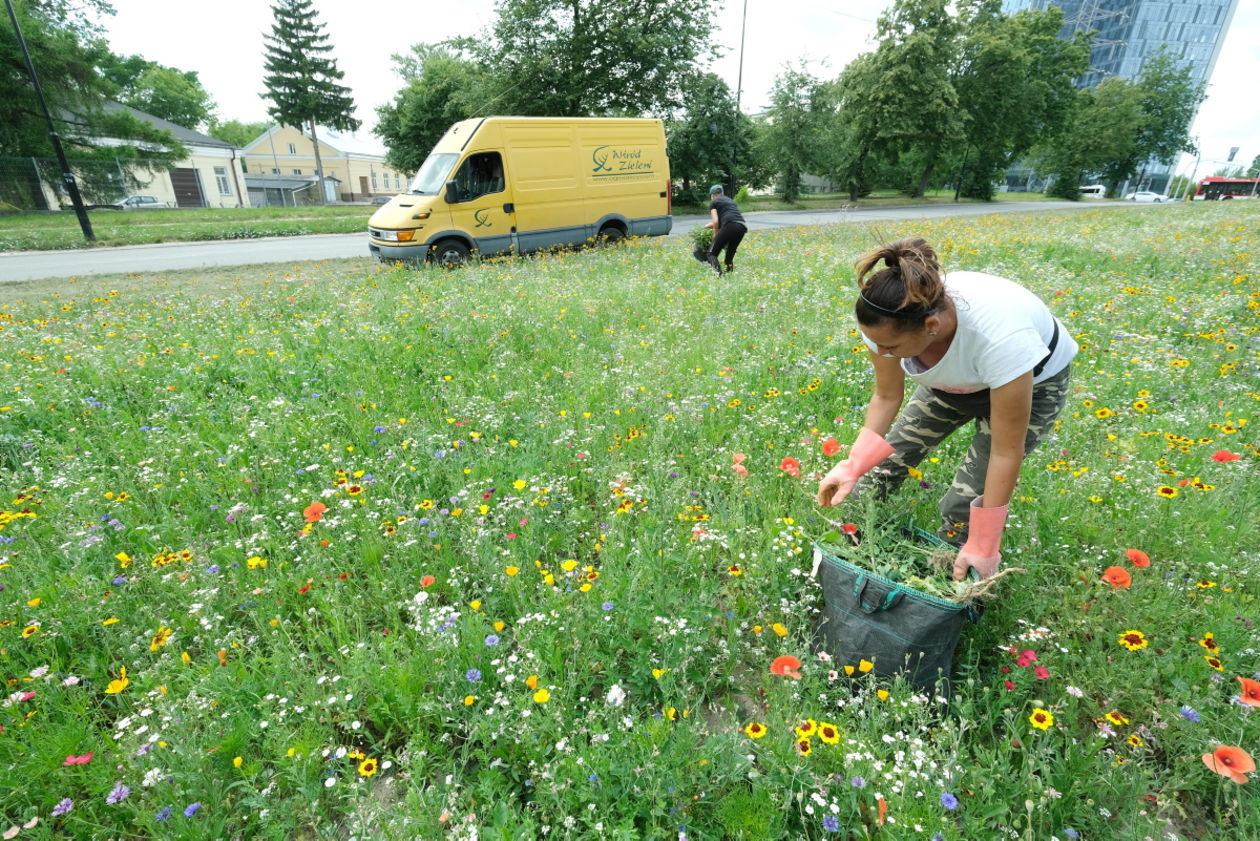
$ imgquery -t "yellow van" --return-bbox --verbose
[368,117,672,265]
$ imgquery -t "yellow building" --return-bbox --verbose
[241,125,404,204]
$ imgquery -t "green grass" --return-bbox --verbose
[0,205,374,251]
[0,203,1255,839]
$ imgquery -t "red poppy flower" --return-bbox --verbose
[1211,450,1241,463]
[303,501,327,523]
[842,523,859,536]
[778,457,801,477]
[822,437,841,457]
[1125,548,1151,568]
[1202,745,1255,784]
[770,655,802,680]
[1238,676,1260,708]
[1102,566,1132,588]
[420,574,436,587]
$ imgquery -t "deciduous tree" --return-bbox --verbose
[101,53,215,129]
[374,45,487,173]
[454,0,716,117]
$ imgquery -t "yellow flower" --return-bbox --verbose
[233,756,243,768]
[105,666,129,694]
[26,597,41,607]
[21,624,38,638]
[149,626,173,651]
[858,659,874,673]
[102,617,119,626]
[794,719,817,738]
[1105,710,1129,725]
[818,722,841,744]
[513,480,527,490]
[505,566,519,577]
[770,623,788,637]
[493,621,505,632]
[744,721,767,739]
[1118,630,1149,651]
[469,600,481,611]
[464,695,476,706]
[1029,708,1055,729]
[533,688,550,703]
[876,689,890,701]
[652,668,668,680]
[115,552,132,567]
[358,758,378,777]
[525,674,539,689]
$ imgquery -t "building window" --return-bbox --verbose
[293,169,302,175]
[371,172,378,189]
[394,173,401,189]
[271,167,281,175]
[288,143,297,154]
[214,166,231,196]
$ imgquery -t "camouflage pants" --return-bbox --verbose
[857,366,1072,543]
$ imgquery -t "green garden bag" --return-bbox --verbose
[812,528,981,695]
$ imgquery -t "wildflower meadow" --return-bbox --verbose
[0,202,1256,840]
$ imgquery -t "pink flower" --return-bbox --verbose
[1015,650,1037,668]
[1033,666,1050,680]
[732,463,749,477]
[62,752,93,766]
[1003,680,1015,691]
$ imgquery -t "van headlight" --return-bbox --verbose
[375,229,416,242]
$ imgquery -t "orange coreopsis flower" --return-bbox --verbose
[303,501,327,523]
[1238,677,1260,708]
[770,655,802,680]
[1202,745,1254,784]
[1124,548,1151,568]
[779,457,801,477]
[822,437,841,457]
[1102,566,1132,588]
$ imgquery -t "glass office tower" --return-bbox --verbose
[1000,0,1240,191]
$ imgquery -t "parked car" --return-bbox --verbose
[114,195,169,210]
[1124,191,1168,203]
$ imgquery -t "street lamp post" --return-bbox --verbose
[4,0,94,240]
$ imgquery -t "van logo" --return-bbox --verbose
[591,146,614,173]
[474,209,492,228]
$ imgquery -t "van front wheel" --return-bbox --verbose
[431,239,471,268]
[597,225,625,246]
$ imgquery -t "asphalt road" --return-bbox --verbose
[0,200,1139,283]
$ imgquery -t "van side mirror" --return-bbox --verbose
[445,180,459,204]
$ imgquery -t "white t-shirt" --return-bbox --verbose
[861,271,1077,394]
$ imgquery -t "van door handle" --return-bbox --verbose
[503,203,515,213]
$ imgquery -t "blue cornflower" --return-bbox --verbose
[374,426,387,433]
[1064,830,1079,839]
[206,565,221,574]
[466,668,482,682]
[602,601,614,611]
[850,776,867,788]
[931,834,945,841]
[823,815,841,832]
[112,575,127,585]
[184,802,202,817]
[484,634,500,646]
[52,797,74,816]
[1180,705,1201,722]
[106,782,131,804]
[156,806,173,822]
[940,792,959,810]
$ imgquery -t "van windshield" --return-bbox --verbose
[409,153,458,195]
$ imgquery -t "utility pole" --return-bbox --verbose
[5,0,94,240]
[731,0,748,194]
[1180,144,1202,201]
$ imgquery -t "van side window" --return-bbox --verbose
[451,152,505,202]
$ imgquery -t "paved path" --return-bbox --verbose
[0,201,1140,283]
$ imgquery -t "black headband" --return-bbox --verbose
[858,291,937,321]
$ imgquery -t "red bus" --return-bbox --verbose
[1192,176,1260,200]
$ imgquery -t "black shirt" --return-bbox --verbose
[709,195,745,228]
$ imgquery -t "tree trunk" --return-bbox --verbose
[309,119,327,206]
[915,157,936,199]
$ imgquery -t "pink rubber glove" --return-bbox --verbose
[952,497,1008,580]
[817,428,895,507]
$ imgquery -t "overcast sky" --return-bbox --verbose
[100,0,1259,175]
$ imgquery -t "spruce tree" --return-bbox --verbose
[260,0,360,203]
